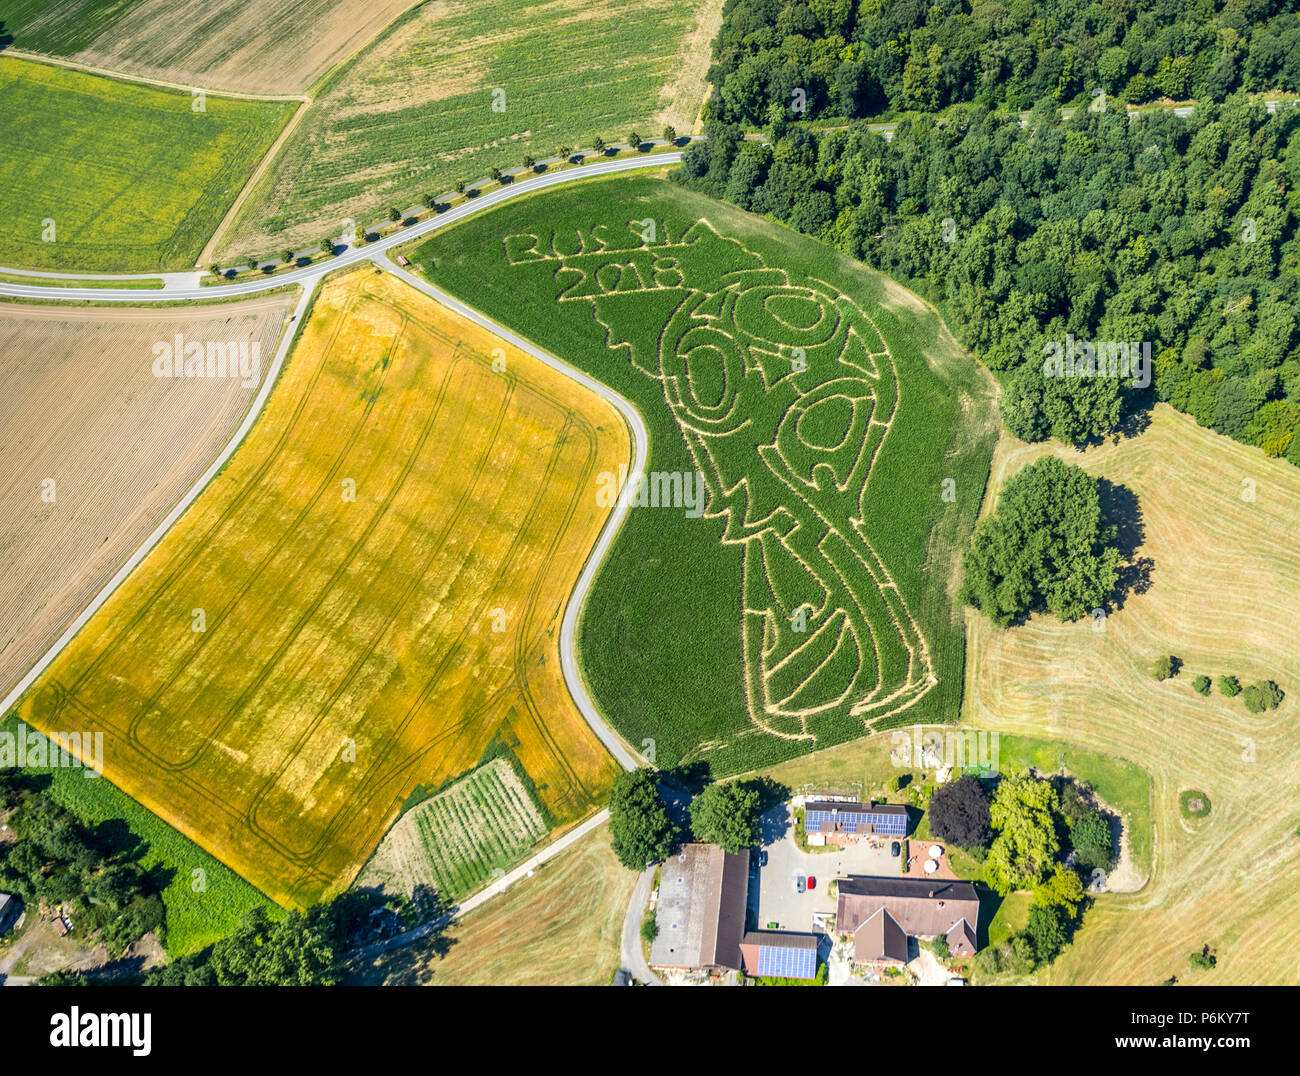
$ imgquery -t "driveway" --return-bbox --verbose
[754,805,905,932]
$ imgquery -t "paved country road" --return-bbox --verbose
[0,156,675,976]
[0,153,677,766]
[380,255,648,771]
[620,867,663,986]
[0,153,684,303]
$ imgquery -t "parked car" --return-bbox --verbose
[793,873,806,894]
[807,876,816,890]
[890,841,901,857]
[758,850,768,867]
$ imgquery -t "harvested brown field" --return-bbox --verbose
[17,0,421,96]
[0,295,295,703]
[346,822,635,985]
[17,269,625,909]
[965,405,1300,985]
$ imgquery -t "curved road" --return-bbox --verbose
[0,153,682,302]
[0,154,674,772]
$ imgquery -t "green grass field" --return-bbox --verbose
[0,1,131,53]
[411,175,999,776]
[0,717,274,956]
[0,55,293,271]
[219,0,715,257]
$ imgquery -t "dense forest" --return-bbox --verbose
[708,0,1300,125]
[678,94,1300,461]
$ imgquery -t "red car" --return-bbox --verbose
[807,876,816,890]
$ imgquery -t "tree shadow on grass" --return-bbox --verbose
[1097,477,1155,611]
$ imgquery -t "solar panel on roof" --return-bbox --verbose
[804,808,907,835]
[755,943,816,979]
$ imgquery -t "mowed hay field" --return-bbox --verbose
[0,56,294,271]
[347,823,635,985]
[414,175,999,777]
[0,0,420,95]
[0,294,294,703]
[966,405,1300,985]
[219,0,723,258]
[17,267,625,909]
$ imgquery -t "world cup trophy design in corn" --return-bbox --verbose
[504,219,935,742]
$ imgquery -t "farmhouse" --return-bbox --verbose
[649,844,749,973]
[836,876,980,964]
[803,800,909,845]
[739,930,820,980]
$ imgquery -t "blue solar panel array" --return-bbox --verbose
[756,943,817,980]
[805,808,907,835]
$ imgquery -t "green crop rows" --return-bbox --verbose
[221,0,702,255]
[362,759,549,903]
[0,55,293,271]
[0,0,145,54]
[412,176,999,776]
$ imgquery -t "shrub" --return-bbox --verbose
[1188,945,1216,970]
[928,774,992,849]
[1217,675,1241,697]
[1241,680,1283,712]
[1192,675,1211,696]
[387,207,401,222]
[640,915,658,944]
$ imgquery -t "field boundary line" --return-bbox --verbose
[0,281,316,731]
[345,807,612,964]
[198,96,314,268]
[380,255,648,773]
[0,154,683,298]
[0,49,310,102]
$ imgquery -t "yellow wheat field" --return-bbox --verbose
[19,268,625,908]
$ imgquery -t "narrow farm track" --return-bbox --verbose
[5,92,1281,966]
[0,159,672,951]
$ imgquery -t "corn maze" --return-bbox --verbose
[416,177,997,773]
[504,219,936,742]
